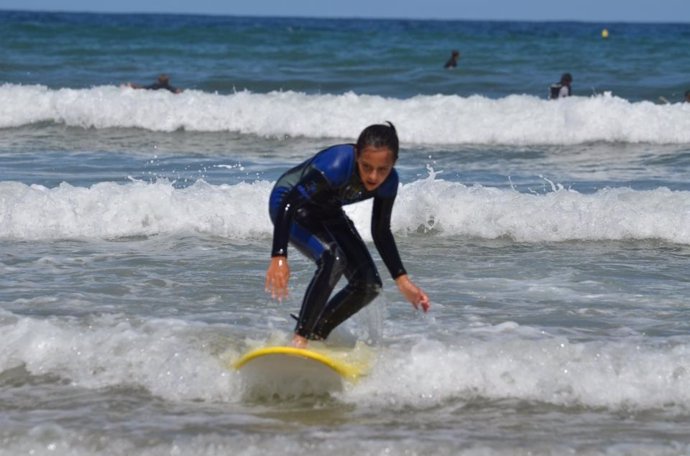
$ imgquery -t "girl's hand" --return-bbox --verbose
[395,274,430,312]
[265,256,290,301]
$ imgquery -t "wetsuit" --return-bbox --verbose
[144,81,180,93]
[269,144,407,340]
[549,83,571,99]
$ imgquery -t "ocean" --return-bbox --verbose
[2,9,690,455]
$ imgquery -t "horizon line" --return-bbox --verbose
[1,7,688,25]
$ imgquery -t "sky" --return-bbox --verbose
[0,0,689,23]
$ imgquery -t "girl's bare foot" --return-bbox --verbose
[291,334,308,349]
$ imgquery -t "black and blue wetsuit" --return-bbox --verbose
[269,144,407,340]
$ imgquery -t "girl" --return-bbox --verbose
[265,122,430,348]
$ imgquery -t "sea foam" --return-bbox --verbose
[1,175,690,244]
[2,84,690,145]
[352,330,690,411]
[2,309,690,411]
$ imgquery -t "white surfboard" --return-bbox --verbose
[233,344,372,398]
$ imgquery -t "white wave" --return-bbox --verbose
[0,311,239,402]
[2,310,690,411]
[0,179,273,240]
[352,329,690,411]
[2,176,690,244]
[2,83,690,145]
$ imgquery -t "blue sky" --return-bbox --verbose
[1,0,689,23]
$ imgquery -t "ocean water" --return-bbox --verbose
[2,9,690,455]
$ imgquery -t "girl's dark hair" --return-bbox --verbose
[355,121,399,161]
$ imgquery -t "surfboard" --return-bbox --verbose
[233,343,372,398]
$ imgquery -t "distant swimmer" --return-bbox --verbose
[444,50,461,69]
[549,73,573,99]
[127,74,182,94]
[662,91,690,104]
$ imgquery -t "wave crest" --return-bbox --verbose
[3,84,690,145]
[2,176,690,243]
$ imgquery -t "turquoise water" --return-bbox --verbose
[2,10,690,456]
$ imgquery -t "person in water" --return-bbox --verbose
[444,50,461,69]
[127,74,182,93]
[265,122,431,348]
[549,72,573,99]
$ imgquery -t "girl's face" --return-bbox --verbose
[356,146,395,192]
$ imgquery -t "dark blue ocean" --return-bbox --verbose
[2,10,690,456]
[3,10,690,101]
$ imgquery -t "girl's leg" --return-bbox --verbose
[287,210,382,341]
[311,216,382,340]
[287,215,346,340]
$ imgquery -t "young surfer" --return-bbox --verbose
[265,122,430,348]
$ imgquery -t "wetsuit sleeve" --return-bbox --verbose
[371,196,407,279]
[270,168,330,257]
